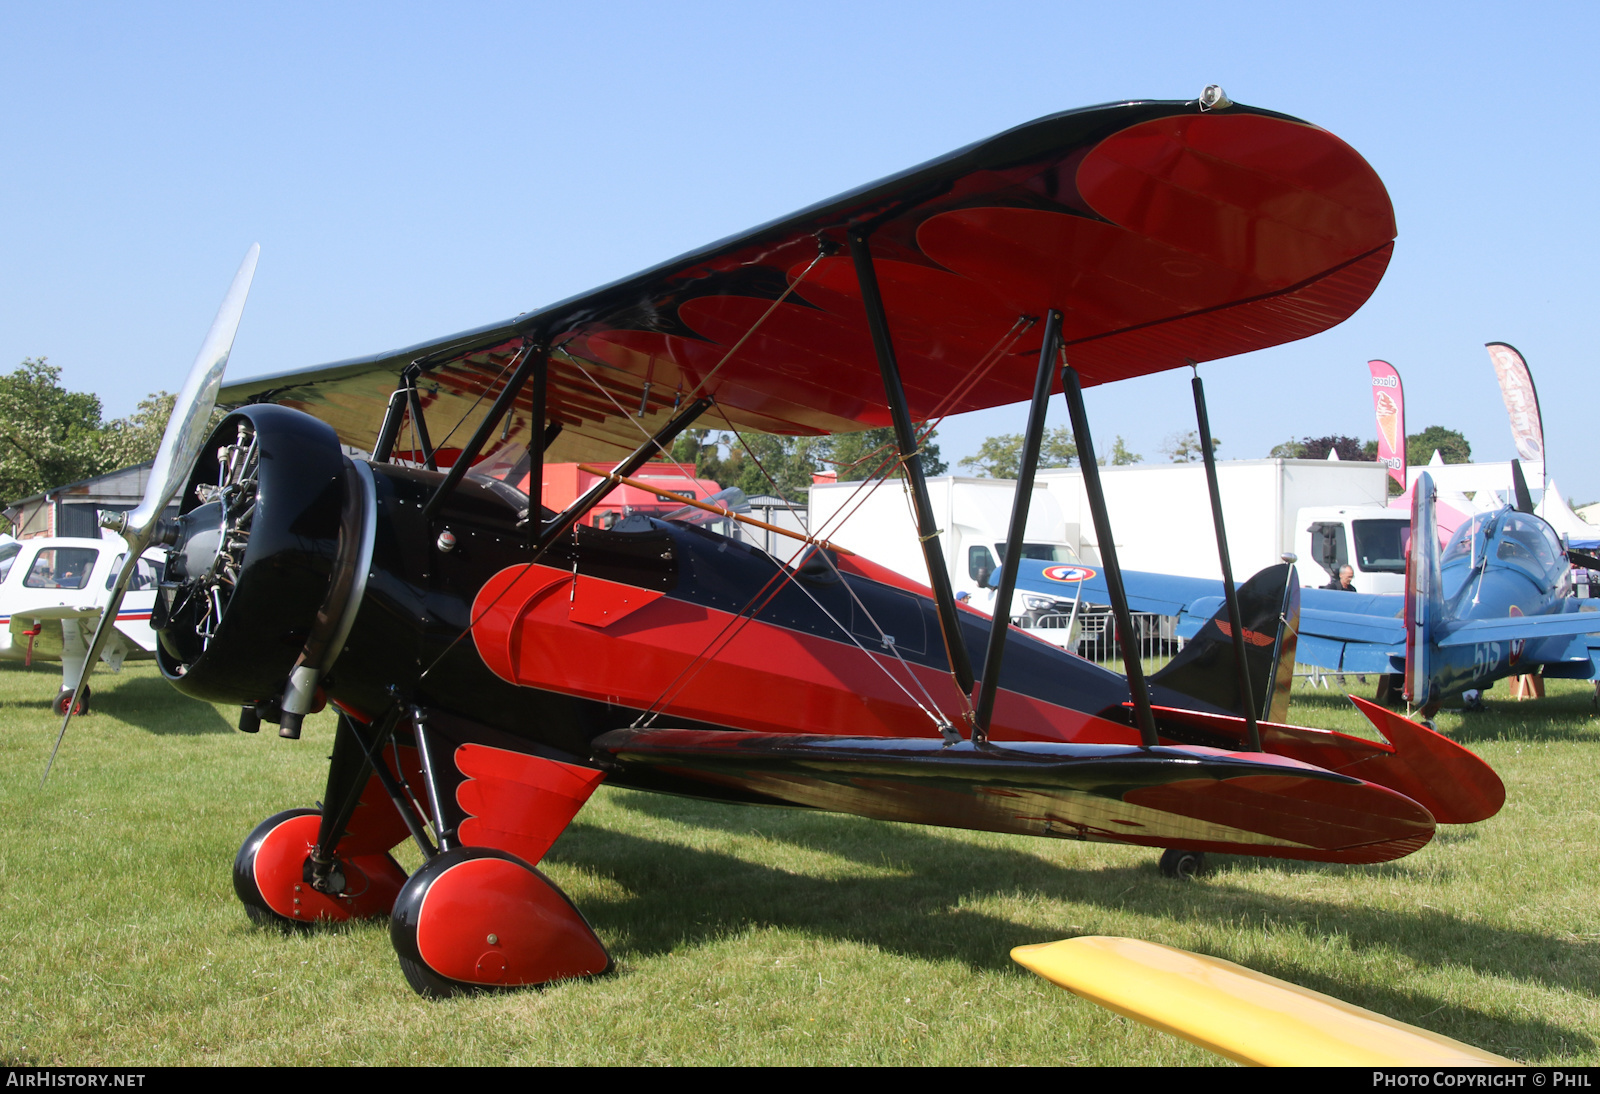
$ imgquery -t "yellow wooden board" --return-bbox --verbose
[1011,936,1517,1067]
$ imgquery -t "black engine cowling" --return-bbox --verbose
[154,405,351,703]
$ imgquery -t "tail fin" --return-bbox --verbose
[1264,567,1300,723]
[1403,471,1444,707]
[1510,459,1535,514]
[1151,563,1299,721]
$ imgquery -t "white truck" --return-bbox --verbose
[807,476,1084,644]
[1037,459,1411,595]
[806,461,1413,656]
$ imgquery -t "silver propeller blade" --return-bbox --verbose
[42,244,260,787]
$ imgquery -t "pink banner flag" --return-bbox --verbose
[1485,342,1545,485]
[1368,360,1405,488]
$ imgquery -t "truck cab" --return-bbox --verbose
[1296,505,1411,595]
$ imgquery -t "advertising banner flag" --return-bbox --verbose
[1486,342,1545,487]
[1368,360,1405,488]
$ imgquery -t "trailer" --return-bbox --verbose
[1037,459,1409,594]
[808,476,1084,647]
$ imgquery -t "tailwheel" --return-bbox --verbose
[1159,848,1208,880]
[54,687,89,716]
[233,808,408,929]
[389,847,612,999]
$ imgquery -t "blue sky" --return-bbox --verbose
[3,3,1596,499]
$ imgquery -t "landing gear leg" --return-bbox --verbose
[1159,848,1208,880]
[1374,674,1403,707]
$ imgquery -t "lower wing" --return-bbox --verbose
[595,728,1434,864]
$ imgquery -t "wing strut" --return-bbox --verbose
[370,365,415,462]
[371,362,438,467]
[974,309,1063,742]
[1191,368,1262,751]
[1061,363,1159,747]
[849,231,977,705]
[406,377,437,471]
[416,394,710,689]
[423,341,544,520]
[535,397,712,555]
[527,346,548,540]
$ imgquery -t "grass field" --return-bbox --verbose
[1,660,1596,1066]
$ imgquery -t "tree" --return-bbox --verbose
[1161,430,1219,463]
[732,432,824,503]
[1406,425,1471,465]
[1101,436,1142,466]
[0,362,197,527]
[819,425,946,482]
[669,428,746,486]
[958,426,1076,478]
[101,391,177,470]
[1299,434,1369,461]
[666,427,947,505]
[1272,435,1373,462]
[0,359,110,503]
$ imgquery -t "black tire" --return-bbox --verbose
[1159,848,1207,880]
[54,686,89,716]
[397,952,481,1000]
[233,808,321,931]
[389,845,612,999]
[390,849,514,1000]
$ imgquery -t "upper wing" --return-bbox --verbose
[222,98,1395,466]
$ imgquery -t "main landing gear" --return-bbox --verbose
[233,809,408,927]
[1159,848,1208,880]
[234,813,612,997]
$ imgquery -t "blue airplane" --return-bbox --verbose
[1000,470,1600,719]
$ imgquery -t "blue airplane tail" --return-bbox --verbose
[1403,471,1445,708]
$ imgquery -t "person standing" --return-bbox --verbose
[1324,565,1360,685]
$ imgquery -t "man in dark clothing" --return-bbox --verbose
[1324,565,1360,685]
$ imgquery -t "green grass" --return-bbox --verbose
[1,660,1597,1065]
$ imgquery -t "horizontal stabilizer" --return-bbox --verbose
[1435,608,1600,647]
[595,728,1433,863]
[1145,701,1504,824]
[1011,936,1516,1067]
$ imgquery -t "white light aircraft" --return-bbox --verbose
[0,536,164,712]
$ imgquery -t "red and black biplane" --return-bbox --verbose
[50,91,1505,997]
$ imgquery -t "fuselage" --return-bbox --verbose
[1428,507,1587,695]
[151,416,1243,773]
[317,462,1221,758]
[0,536,161,664]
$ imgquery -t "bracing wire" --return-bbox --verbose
[417,248,824,686]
